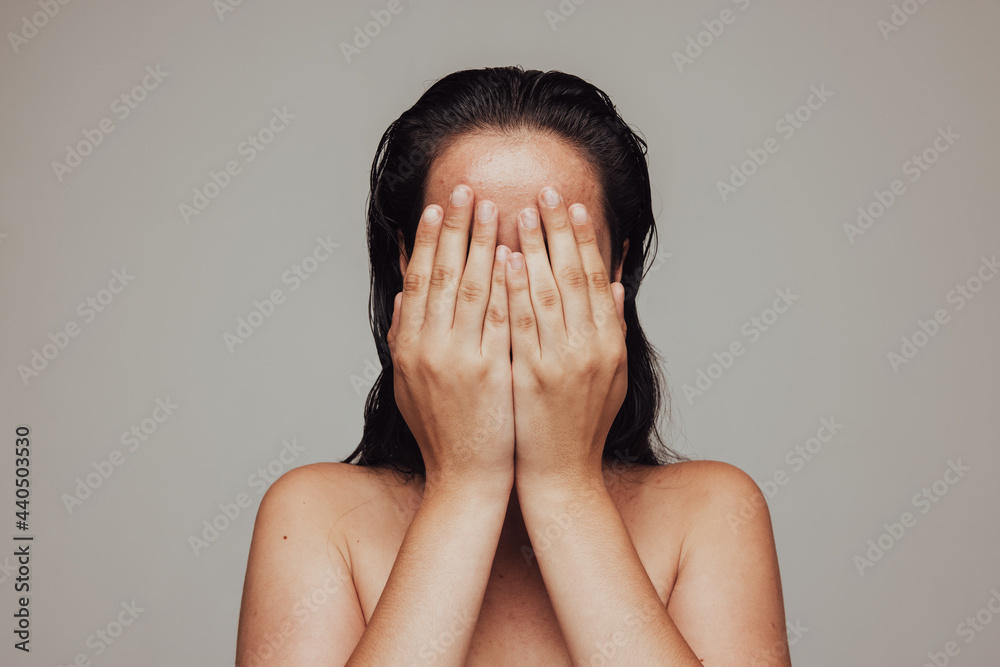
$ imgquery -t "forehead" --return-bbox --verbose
[423,131,604,227]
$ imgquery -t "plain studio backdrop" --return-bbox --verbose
[1,0,998,665]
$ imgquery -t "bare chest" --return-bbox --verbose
[347,478,680,665]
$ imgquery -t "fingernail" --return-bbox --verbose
[477,201,494,221]
[508,253,524,270]
[541,187,560,207]
[424,206,440,223]
[570,204,587,224]
[495,245,509,261]
[520,208,538,229]
[451,185,470,206]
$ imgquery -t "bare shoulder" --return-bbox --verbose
[236,462,399,666]
[642,460,788,665]
[265,460,383,494]
[257,461,406,539]
[262,460,385,500]
[619,459,774,572]
[269,459,416,503]
[638,459,765,515]
[641,458,758,487]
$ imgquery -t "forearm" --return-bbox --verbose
[346,475,510,667]
[516,471,702,666]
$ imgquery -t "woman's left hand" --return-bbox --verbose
[504,185,629,485]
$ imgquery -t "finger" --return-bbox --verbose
[516,206,564,351]
[612,282,627,338]
[568,200,618,336]
[505,251,540,362]
[387,291,402,355]
[482,244,512,358]
[539,187,593,337]
[454,199,498,343]
[425,184,476,332]
[399,205,443,337]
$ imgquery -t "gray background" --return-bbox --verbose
[2,0,998,665]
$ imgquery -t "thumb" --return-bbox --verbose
[387,291,402,353]
[612,282,626,338]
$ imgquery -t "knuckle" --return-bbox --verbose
[394,330,413,349]
[429,264,456,289]
[535,286,561,309]
[457,279,485,304]
[587,270,611,291]
[576,226,598,244]
[577,349,596,367]
[468,234,494,253]
[427,294,450,316]
[492,264,507,288]
[391,348,409,373]
[475,363,492,385]
[413,223,437,246]
[485,301,507,325]
[539,361,563,382]
[414,349,438,375]
[513,312,536,331]
[402,271,426,295]
[441,212,468,231]
[558,265,589,290]
[530,364,549,388]
[602,340,626,367]
[580,357,602,378]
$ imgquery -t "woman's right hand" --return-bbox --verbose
[386,184,515,492]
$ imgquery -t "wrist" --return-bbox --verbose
[422,467,514,503]
[514,461,607,503]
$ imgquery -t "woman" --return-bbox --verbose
[236,66,790,666]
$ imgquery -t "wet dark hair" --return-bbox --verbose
[340,65,688,482]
